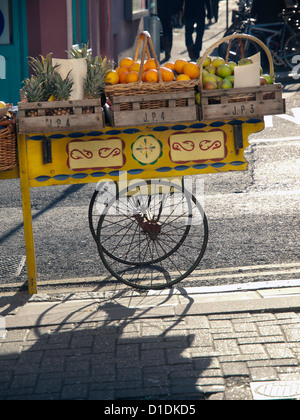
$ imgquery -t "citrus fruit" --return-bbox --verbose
[126,71,139,83]
[105,70,120,84]
[174,59,188,74]
[160,67,175,82]
[183,62,199,79]
[119,71,129,83]
[118,66,130,75]
[176,74,190,81]
[164,62,175,71]
[129,62,141,73]
[145,69,159,83]
[142,71,148,82]
[119,57,134,68]
[144,58,156,71]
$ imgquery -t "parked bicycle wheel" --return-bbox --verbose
[95,179,208,290]
[283,33,300,69]
[218,28,242,58]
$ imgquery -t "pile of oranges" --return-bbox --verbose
[105,57,200,85]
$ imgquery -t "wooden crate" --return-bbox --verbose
[199,83,285,120]
[18,99,104,133]
[108,90,198,127]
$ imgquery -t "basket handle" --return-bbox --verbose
[198,33,274,90]
[0,120,15,127]
[134,31,163,84]
[225,38,244,63]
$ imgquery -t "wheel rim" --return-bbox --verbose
[284,34,300,69]
[96,180,208,290]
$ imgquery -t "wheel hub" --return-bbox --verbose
[134,214,161,240]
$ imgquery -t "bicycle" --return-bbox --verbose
[218,7,300,69]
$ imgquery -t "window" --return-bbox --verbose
[124,0,149,21]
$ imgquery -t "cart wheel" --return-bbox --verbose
[95,179,208,290]
[90,180,194,266]
[89,181,118,242]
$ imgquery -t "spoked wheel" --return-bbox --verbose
[95,179,208,290]
[283,33,300,69]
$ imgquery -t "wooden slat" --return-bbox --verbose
[112,106,197,127]
[18,112,105,134]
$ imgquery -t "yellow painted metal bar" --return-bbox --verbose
[25,119,265,189]
[0,166,19,180]
[17,134,37,294]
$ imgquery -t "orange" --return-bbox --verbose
[129,62,141,73]
[176,74,190,81]
[118,66,130,75]
[126,71,139,83]
[104,70,119,84]
[141,71,148,82]
[164,61,175,71]
[119,71,129,83]
[144,58,156,71]
[160,67,175,82]
[174,59,188,74]
[119,57,134,68]
[183,62,200,79]
[145,69,159,83]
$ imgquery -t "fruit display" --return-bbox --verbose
[104,56,200,85]
[198,55,274,91]
[0,101,14,122]
[20,47,112,117]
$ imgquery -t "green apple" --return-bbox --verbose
[259,76,268,86]
[202,68,209,79]
[202,56,212,68]
[216,75,223,83]
[225,75,234,86]
[262,74,274,84]
[203,74,218,85]
[216,64,232,78]
[204,81,218,90]
[212,57,225,68]
[205,65,216,74]
[218,79,232,89]
[228,61,237,73]
[195,92,201,105]
[238,58,253,66]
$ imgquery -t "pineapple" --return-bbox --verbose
[68,43,91,60]
[28,54,59,101]
[84,56,112,99]
[68,43,112,99]
[53,70,74,101]
[21,76,45,103]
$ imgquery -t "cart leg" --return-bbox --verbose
[18,134,37,294]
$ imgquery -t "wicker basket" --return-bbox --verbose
[105,31,198,126]
[198,33,285,120]
[0,120,17,172]
[105,31,198,101]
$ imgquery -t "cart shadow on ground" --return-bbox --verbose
[0,287,217,400]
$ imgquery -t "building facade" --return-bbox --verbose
[0,0,149,104]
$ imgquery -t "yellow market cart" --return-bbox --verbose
[0,33,285,294]
[1,117,265,293]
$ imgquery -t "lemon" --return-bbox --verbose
[0,101,6,108]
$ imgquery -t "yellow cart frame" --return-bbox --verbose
[0,117,264,294]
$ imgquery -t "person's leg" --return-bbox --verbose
[161,18,173,61]
[185,18,195,60]
[194,17,205,59]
